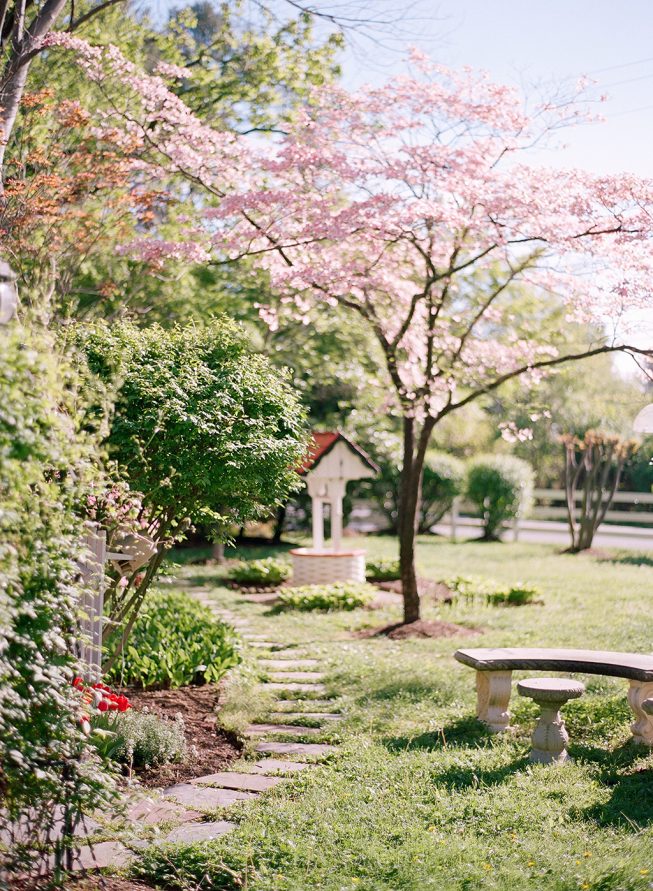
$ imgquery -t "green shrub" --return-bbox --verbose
[73,319,307,670]
[0,325,115,879]
[276,582,376,612]
[466,454,534,540]
[107,590,240,689]
[419,451,465,533]
[92,710,187,769]
[365,558,401,581]
[228,557,291,586]
[445,574,540,607]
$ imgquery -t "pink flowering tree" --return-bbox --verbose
[37,40,653,623]
[206,58,653,622]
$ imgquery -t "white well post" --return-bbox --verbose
[291,435,377,586]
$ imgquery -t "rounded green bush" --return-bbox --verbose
[275,582,376,612]
[419,451,466,533]
[228,557,291,586]
[466,455,534,541]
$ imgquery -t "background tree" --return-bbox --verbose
[207,60,653,623]
[562,430,639,553]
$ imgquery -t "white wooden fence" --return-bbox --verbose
[77,527,106,680]
[447,487,653,542]
[77,526,132,679]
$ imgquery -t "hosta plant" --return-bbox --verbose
[106,590,240,689]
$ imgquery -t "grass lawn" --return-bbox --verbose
[136,536,653,891]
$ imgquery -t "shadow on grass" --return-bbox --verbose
[600,553,653,568]
[577,747,653,828]
[384,715,496,753]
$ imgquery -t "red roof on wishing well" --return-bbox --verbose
[297,431,379,476]
[297,432,339,475]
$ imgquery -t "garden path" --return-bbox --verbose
[65,588,342,874]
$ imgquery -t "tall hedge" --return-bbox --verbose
[0,326,114,881]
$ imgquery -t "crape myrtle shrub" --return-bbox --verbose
[72,319,307,668]
[0,325,115,882]
[466,454,535,541]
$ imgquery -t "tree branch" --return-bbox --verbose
[439,344,653,418]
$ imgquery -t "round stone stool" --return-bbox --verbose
[517,677,585,764]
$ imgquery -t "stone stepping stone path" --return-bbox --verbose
[67,588,344,879]
[246,723,323,736]
[271,698,337,710]
[266,671,325,682]
[255,741,338,756]
[164,821,234,844]
[164,783,257,811]
[264,681,328,693]
[263,658,320,670]
[191,772,285,792]
[249,758,312,774]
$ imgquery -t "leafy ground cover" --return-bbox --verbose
[135,536,653,891]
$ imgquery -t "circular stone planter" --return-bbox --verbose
[290,547,366,585]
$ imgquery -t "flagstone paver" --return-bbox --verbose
[164,783,257,811]
[192,772,285,792]
[246,723,323,736]
[69,841,133,871]
[273,712,342,721]
[249,758,312,774]
[125,796,202,826]
[267,671,325,682]
[263,659,320,669]
[270,698,337,710]
[264,682,328,693]
[164,821,235,844]
[256,741,337,756]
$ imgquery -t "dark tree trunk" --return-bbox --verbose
[397,415,435,624]
[272,504,286,544]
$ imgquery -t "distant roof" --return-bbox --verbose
[298,431,379,476]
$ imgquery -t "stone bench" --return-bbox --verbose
[454,647,653,746]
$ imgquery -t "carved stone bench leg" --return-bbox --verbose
[476,670,512,732]
[628,680,653,746]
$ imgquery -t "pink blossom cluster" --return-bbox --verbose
[47,34,653,418]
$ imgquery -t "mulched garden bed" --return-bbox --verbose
[124,683,241,788]
[13,879,155,891]
[354,619,479,639]
[226,580,281,593]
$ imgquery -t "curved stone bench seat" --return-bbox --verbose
[454,647,653,746]
[517,677,585,764]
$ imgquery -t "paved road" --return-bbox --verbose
[430,517,653,551]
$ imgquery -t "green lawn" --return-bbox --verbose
[136,536,653,891]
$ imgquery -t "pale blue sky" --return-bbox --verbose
[339,0,653,178]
